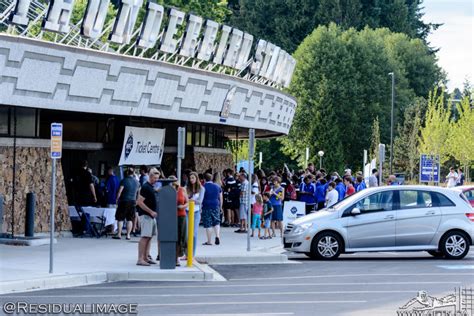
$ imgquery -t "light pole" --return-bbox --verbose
[318,151,324,170]
[388,72,395,175]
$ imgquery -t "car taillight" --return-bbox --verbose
[466,213,474,222]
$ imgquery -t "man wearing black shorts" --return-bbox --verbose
[114,168,139,240]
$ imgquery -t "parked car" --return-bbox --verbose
[452,186,474,208]
[283,185,474,260]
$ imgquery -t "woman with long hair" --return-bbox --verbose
[186,172,205,257]
[170,176,188,266]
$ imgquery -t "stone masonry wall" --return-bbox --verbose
[193,150,234,174]
[0,146,70,234]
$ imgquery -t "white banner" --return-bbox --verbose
[283,201,306,229]
[118,126,165,166]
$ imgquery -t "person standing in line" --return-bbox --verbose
[251,174,260,207]
[105,166,119,208]
[262,193,274,239]
[139,165,149,186]
[202,173,223,245]
[368,169,379,188]
[76,160,97,206]
[251,194,263,238]
[446,167,458,188]
[456,167,465,186]
[169,176,188,267]
[344,176,356,197]
[136,168,159,266]
[237,173,250,233]
[326,182,339,208]
[114,168,139,240]
[315,178,327,210]
[186,172,205,257]
[270,177,285,237]
[299,175,317,214]
[335,178,346,201]
[355,175,367,192]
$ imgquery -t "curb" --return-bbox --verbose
[0,264,216,294]
[196,252,288,265]
[0,272,107,294]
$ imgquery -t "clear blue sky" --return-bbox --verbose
[422,0,473,91]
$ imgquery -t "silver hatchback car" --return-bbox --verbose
[283,185,474,260]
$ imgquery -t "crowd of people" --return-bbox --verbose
[71,160,467,267]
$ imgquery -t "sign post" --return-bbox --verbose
[247,129,255,252]
[50,123,62,274]
[419,154,440,184]
[258,152,262,170]
[177,127,185,183]
[305,147,309,168]
[378,144,385,186]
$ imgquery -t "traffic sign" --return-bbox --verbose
[50,123,63,159]
[419,154,440,183]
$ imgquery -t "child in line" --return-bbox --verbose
[261,192,274,240]
[251,194,263,238]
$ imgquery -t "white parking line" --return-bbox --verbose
[229,272,474,281]
[437,265,474,270]
[139,300,367,307]
[6,288,461,298]
[73,281,462,290]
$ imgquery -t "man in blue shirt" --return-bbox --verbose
[299,175,316,214]
[314,178,328,210]
[105,167,119,207]
[335,178,346,201]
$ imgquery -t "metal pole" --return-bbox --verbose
[50,159,56,274]
[186,200,195,267]
[11,106,17,238]
[247,129,255,252]
[319,156,322,170]
[379,158,383,187]
[305,147,309,168]
[389,72,395,175]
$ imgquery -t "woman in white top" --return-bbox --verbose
[186,172,205,257]
[251,174,260,205]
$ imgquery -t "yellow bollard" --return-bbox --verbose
[187,200,194,267]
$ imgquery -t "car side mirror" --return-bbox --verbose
[351,208,361,216]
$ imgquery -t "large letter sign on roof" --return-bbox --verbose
[137,2,164,49]
[82,0,110,39]
[43,0,75,33]
[109,0,143,44]
[4,0,297,88]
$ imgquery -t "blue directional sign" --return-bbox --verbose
[419,154,440,183]
[50,123,63,159]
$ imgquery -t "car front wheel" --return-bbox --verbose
[440,231,470,259]
[310,232,342,260]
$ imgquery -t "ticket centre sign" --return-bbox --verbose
[8,0,296,87]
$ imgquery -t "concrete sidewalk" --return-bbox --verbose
[0,227,287,294]
[195,226,288,264]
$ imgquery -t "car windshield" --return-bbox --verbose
[329,190,365,210]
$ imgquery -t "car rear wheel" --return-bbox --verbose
[427,250,444,258]
[310,232,342,260]
[440,231,470,259]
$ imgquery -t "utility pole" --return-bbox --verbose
[388,72,395,175]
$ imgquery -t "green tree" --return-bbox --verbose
[418,89,452,164]
[369,116,381,162]
[285,24,442,172]
[230,0,437,53]
[448,96,474,170]
[393,98,424,180]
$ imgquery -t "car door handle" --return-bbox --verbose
[425,211,436,215]
[384,215,395,220]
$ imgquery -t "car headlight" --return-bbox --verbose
[293,223,313,234]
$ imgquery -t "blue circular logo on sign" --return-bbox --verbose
[290,207,298,215]
[124,132,133,160]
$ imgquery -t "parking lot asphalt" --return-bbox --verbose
[1,251,473,316]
